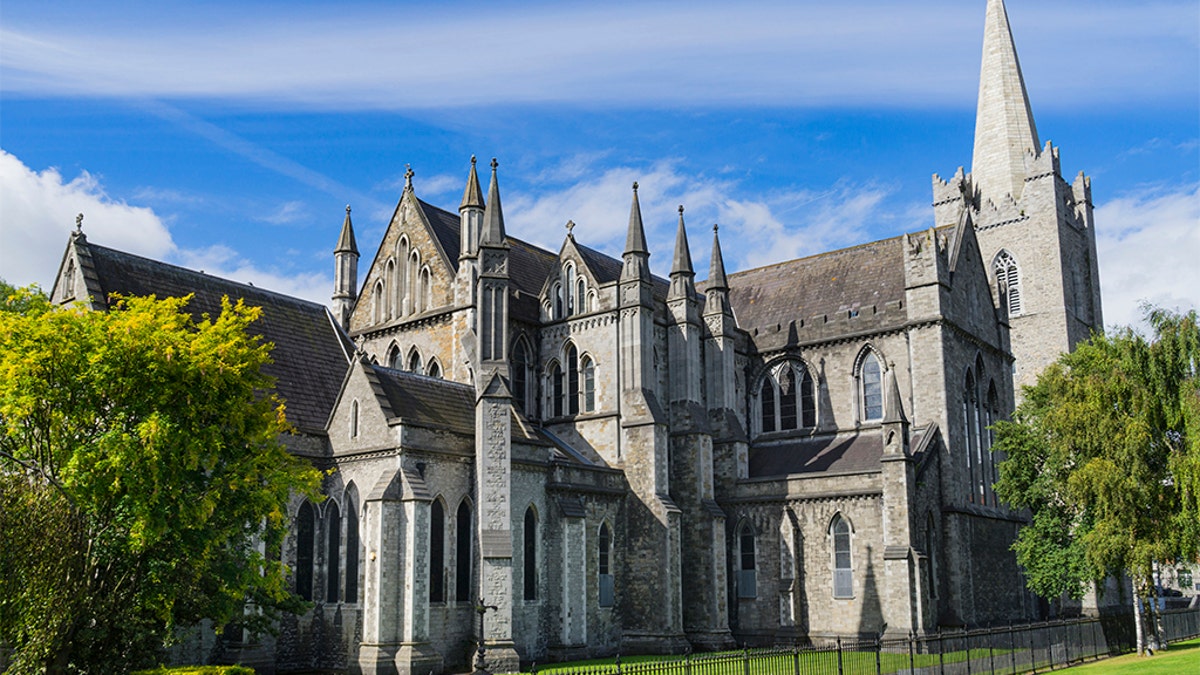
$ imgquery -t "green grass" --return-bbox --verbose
[1058,637,1200,674]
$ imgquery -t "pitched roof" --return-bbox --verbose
[715,235,907,339]
[416,199,463,274]
[80,241,353,435]
[748,430,883,478]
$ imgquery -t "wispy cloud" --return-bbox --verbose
[2,2,1195,110]
[258,200,307,226]
[0,150,332,305]
[1095,183,1200,332]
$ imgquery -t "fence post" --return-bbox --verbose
[964,628,972,675]
[836,637,844,675]
[792,643,800,675]
[1009,625,1017,675]
[988,625,995,675]
[685,650,692,675]
[874,633,882,675]
[1029,624,1037,675]
[908,631,915,675]
[937,630,944,675]
[743,642,750,675]
[616,653,622,675]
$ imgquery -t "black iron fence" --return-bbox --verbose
[531,608,1200,675]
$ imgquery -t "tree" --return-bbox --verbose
[0,283,322,673]
[993,307,1200,654]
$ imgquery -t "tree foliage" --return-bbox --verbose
[0,283,322,673]
[994,307,1200,606]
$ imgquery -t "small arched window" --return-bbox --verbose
[861,352,883,421]
[408,350,422,373]
[372,281,385,324]
[523,507,538,601]
[420,267,432,313]
[349,400,359,439]
[386,344,401,369]
[398,238,410,314]
[832,515,852,598]
[326,501,341,603]
[565,264,577,316]
[760,378,776,433]
[456,500,472,602]
[427,359,442,379]
[737,521,757,598]
[554,283,564,320]
[779,369,798,430]
[963,370,978,503]
[598,523,614,607]
[296,501,315,601]
[429,499,445,602]
[581,356,596,413]
[566,344,580,416]
[576,278,587,315]
[926,513,938,599]
[385,259,397,319]
[994,250,1022,315]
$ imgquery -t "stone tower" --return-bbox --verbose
[935,0,1103,397]
[473,159,521,672]
[333,205,359,331]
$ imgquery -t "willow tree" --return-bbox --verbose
[0,284,322,673]
[994,307,1200,654]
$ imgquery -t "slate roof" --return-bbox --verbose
[368,364,549,446]
[417,199,464,274]
[80,240,353,435]
[709,235,907,338]
[748,431,884,478]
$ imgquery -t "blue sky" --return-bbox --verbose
[2,0,1197,329]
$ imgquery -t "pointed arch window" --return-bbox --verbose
[575,278,587,315]
[985,380,999,506]
[581,356,596,413]
[408,350,422,373]
[326,501,341,603]
[349,400,359,439]
[550,362,564,418]
[598,523,614,607]
[523,507,538,601]
[427,359,442,379]
[372,281,385,324]
[831,515,852,598]
[565,264,577,316]
[758,362,816,434]
[455,501,472,602]
[737,521,757,598]
[861,352,883,422]
[994,251,1022,316]
[419,267,432,313]
[553,283,564,320]
[429,499,445,602]
[386,344,401,369]
[512,340,532,413]
[296,501,315,601]
[566,344,580,416]
[345,487,360,604]
[385,259,397,319]
[963,369,979,503]
[926,514,938,598]
[398,238,410,314]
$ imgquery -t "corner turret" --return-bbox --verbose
[621,182,651,283]
[332,205,359,331]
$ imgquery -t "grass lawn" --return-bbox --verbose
[1060,637,1200,673]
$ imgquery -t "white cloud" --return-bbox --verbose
[1095,184,1200,331]
[258,200,307,226]
[0,149,175,288]
[0,150,332,305]
[1,2,1194,110]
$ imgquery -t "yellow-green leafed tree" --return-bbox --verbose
[0,282,322,674]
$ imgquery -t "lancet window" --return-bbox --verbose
[994,250,1022,316]
[831,515,853,598]
[757,361,816,434]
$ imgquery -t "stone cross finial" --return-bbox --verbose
[346,205,351,215]
[490,157,498,170]
[566,220,575,235]
[713,223,719,233]
[404,165,414,190]
[75,213,84,234]
[632,181,639,192]
[471,154,477,166]
[678,205,684,216]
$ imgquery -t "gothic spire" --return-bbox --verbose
[460,155,485,212]
[707,224,728,291]
[882,363,908,425]
[669,205,695,300]
[624,182,649,256]
[670,205,694,277]
[335,205,358,255]
[971,0,1040,202]
[480,158,506,246]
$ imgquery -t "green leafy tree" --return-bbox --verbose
[994,307,1200,654]
[0,283,322,673]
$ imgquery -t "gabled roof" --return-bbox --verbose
[78,241,354,435]
[714,235,907,338]
[416,198,463,275]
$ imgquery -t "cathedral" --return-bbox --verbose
[49,1,1104,673]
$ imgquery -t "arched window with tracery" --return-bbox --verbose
[737,521,757,598]
[831,515,852,598]
[566,344,580,416]
[994,250,1022,316]
[296,501,315,601]
[581,356,596,413]
[758,362,816,434]
[860,351,883,422]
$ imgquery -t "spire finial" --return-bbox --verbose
[480,158,505,245]
[707,222,728,291]
[461,155,485,211]
[566,220,576,236]
[471,155,477,165]
[336,203,358,254]
[346,204,351,214]
[633,181,639,192]
[623,180,649,258]
[670,203,694,282]
[404,164,414,191]
[713,223,719,233]
[75,213,84,234]
[491,157,498,171]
